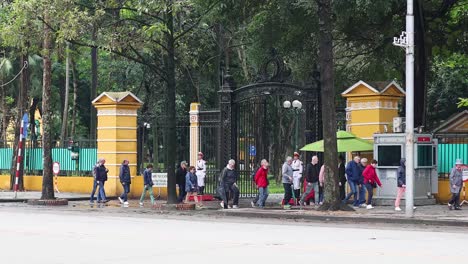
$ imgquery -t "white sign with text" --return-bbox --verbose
[152,173,167,187]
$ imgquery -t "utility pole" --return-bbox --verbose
[393,0,414,217]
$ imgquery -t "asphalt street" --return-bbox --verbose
[1,208,467,264]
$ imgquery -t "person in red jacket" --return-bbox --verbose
[254,159,269,208]
[362,159,382,209]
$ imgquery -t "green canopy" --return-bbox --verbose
[300,130,373,152]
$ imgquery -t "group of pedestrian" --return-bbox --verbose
[175,152,206,207]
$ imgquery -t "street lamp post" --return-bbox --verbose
[141,122,151,174]
[393,0,415,217]
[283,100,303,151]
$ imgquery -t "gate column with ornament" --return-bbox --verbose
[92,92,143,197]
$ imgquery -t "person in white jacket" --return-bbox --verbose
[292,152,303,204]
[196,152,207,195]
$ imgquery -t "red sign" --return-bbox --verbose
[417,136,431,142]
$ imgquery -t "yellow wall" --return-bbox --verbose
[0,175,168,199]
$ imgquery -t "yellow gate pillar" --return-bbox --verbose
[189,103,200,166]
[92,92,143,197]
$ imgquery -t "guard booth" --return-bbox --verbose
[373,133,438,205]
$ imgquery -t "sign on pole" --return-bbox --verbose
[53,162,60,193]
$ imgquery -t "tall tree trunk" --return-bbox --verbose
[71,56,78,137]
[41,11,55,200]
[60,43,70,145]
[317,0,343,211]
[10,53,29,191]
[164,0,177,204]
[90,27,98,140]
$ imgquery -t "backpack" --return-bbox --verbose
[92,163,99,179]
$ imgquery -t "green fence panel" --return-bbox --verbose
[78,148,98,171]
[0,148,13,170]
[7,148,98,172]
[438,144,468,174]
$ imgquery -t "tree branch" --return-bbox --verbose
[174,0,221,42]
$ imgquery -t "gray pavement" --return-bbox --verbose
[1,207,468,264]
[0,191,110,202]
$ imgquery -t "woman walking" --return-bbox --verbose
[362,159,382,209]
[139,164,155,206]
[185,166,201,207]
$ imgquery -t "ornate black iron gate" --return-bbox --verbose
[217,51,322,197]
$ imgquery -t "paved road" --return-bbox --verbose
[1,208,467,264]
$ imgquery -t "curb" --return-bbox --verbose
[216,210,468,227]
[0,196,117,203]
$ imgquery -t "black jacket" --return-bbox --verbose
[119,164,131,184]
[305,163,320,183]
[221,167,238,185]
[397,159,406,187]
[96,165,108,182]
[338,162,347,185]
[176,167,187,186]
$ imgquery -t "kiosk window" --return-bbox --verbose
[417,145,433,167]
[377,146,401,166]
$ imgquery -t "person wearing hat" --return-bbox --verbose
[196,152,207,195]
[176,161,188,203]
[291,152,303,205]
[448,159,464,210]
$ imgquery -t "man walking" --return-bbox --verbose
[292,152,303,205]
[220,159,240,209]
[90,159,104,204]
[118,159,131,205]
[176,161,188,203]
[196,152,206,195]
[448,159,463,210]
[344,156,361,207]
[139,164,155,206]
[282,156,294,209]
[254,159,269,208]
[300,156,320,206]
[95,158,109,204]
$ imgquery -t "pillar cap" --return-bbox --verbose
[92,91,143,107]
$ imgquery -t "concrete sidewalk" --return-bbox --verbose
[0,191,96,202]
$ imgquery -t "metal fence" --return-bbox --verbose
[0,140,97,176]
[435,134,468,178]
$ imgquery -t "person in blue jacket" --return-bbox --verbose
[185,166,200,206]
[118,160,131,205]
[343,156,361,206]
[139,164,155,206]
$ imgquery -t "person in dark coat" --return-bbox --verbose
[299,156,320,206]
[139,164,155,206]
[338,155,347,200]
[394,159,406,211]
[176,161,188,203]
[95,158,109,203]
[448,159,464,210]
[219,159,240,209]
[344,156,361,206]
[118,159,131,205]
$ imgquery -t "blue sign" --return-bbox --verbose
[249,145,256,156]
[22,113,29,138]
